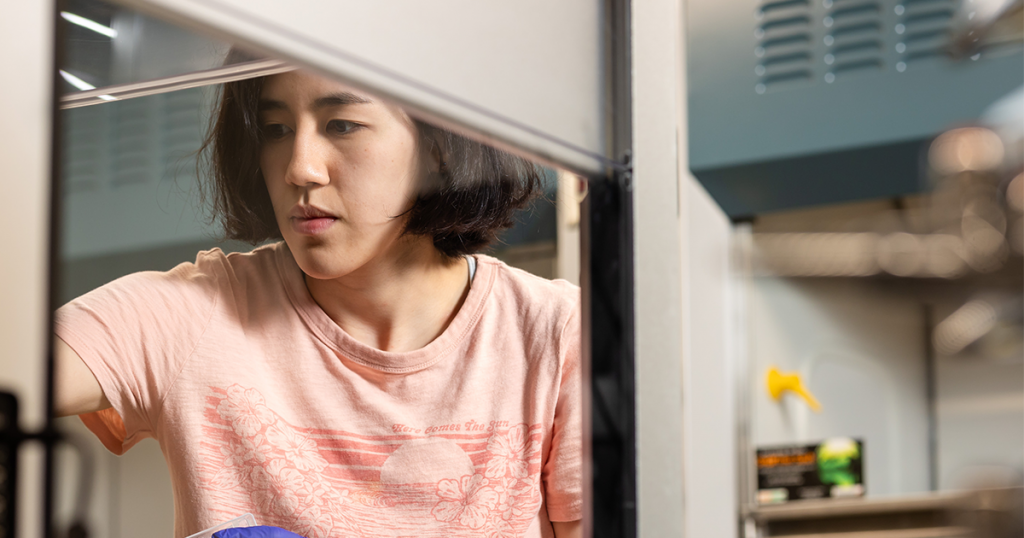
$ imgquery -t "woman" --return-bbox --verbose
[54,67,582,538]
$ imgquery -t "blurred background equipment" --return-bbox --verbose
[687,0,1023,217]
[685,0,1024,536]
[948,0,1023,58]
[750,118,1022,280]
[736,93,1023,538]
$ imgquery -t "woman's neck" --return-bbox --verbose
[303,238,470,353]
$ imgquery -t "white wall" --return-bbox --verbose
[937,355,1024,489]
[680,179,738,538]
[633,0,687,535]
[675,0,739,532]
[934,302,1024,490]
[0,2,53,536]
[55,418,175,537]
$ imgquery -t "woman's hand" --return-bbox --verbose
[212,527,305,538]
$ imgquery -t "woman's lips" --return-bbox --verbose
[291,216,337,235]
[289,205,337,235]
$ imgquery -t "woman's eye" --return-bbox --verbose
[260,123,291,140]
[327,120,358,135]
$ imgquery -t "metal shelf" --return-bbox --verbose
[753,491,968,521]
[747,488,1022,538]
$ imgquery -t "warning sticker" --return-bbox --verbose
[756,437,864,504]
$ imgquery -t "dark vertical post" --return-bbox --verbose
[584,170,635,538]
[45,0,68,536]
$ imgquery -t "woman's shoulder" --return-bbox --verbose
[475,254,580,317]
[154,241,283,289]
[72,242,282,306]
[473,256,580,371]
[200,241,283,280]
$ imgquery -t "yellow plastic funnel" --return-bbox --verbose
[766,366,822,412]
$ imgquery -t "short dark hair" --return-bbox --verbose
[199,60,541,258]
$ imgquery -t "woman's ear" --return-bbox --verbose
[428,135,448,174]
[418,134,449,196]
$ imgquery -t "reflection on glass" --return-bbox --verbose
[55,50,581,537]
[61,0,233,95]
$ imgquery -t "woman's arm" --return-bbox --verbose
[54,338,111,417]
[552,520,582,538]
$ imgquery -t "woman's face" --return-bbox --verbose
[259,71,428,280]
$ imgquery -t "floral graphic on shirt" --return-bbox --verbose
[485,424,538,479]
[430,424,543,536]
[433,473,499,528]
[217,385,276,437]
[199,384,547,537]
[204,384,356,536]
[265,424,329,473]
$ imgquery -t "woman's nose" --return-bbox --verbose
[284,129,330,187]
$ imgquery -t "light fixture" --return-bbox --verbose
[59,70,94,91]
[60,12,117,38]
[59,70,117,101]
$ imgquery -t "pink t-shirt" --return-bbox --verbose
[55,243,581,538]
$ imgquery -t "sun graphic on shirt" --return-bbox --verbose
[380,437,475,484]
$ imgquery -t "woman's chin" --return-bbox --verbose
[288,245,359,281]
[283,228,428,281]
[304,261,359,282]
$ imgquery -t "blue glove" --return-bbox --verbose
[212,527,305,538]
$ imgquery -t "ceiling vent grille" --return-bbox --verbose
[894,0,957,70]
[755,0,816,93]
[823,0,886,82]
